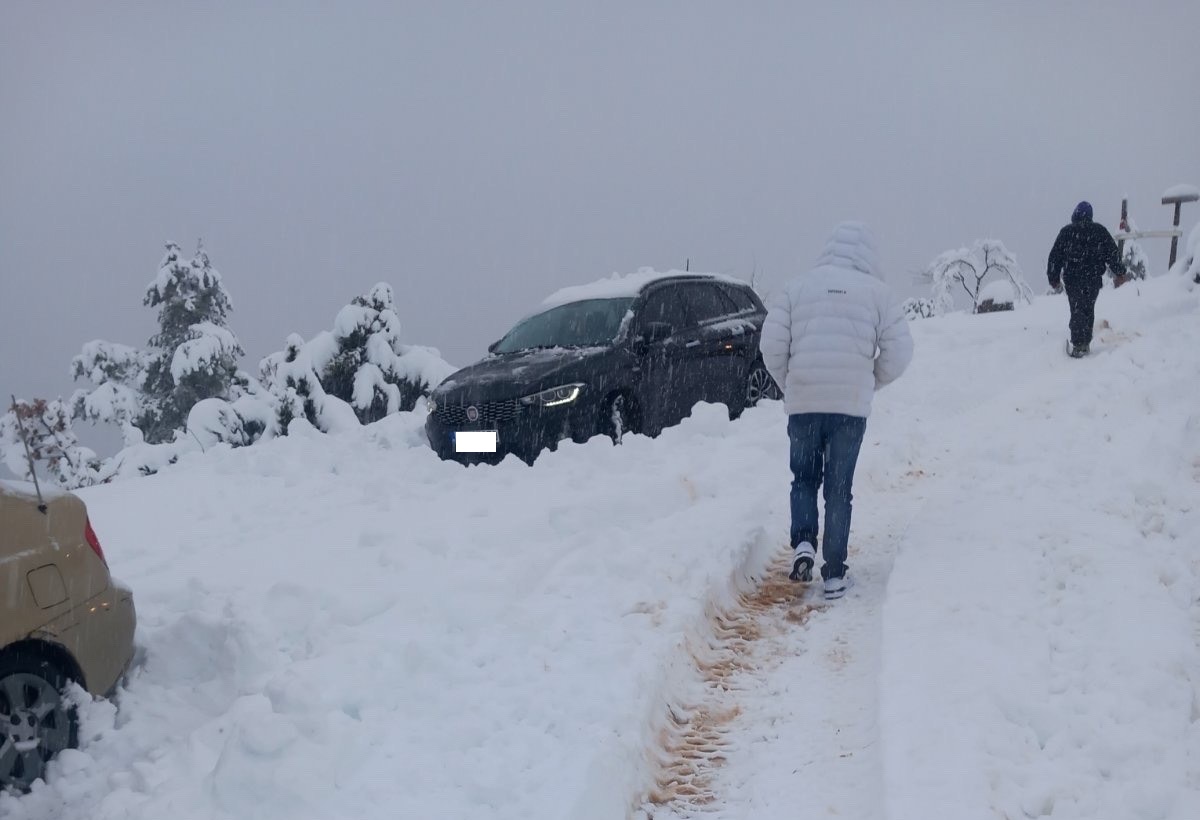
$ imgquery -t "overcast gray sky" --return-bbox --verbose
[3,1,1198,432]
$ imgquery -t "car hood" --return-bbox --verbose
[433,346,612,403]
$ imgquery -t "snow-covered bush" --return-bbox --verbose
[1170,220,1200,285]
[921,239,1034,314]
[260,334,359,435]
[321,283,455,423]
[71,241,249,445]
[260,283,455,431]
[902,297,936,321]
[0,398,108,488]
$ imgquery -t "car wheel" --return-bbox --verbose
[0,652,80,792]
[602,393,635,444]
[746,359,781,407]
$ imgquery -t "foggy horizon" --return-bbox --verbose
[3,2,1198,436]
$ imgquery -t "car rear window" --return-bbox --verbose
[682,283,739,323]
[721,285,757,312]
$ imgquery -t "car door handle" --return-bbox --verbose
[685,340,700,348]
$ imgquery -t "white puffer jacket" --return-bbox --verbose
[760,222,913,418]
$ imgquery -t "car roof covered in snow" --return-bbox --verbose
[539,268,750,310]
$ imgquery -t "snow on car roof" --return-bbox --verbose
[539,267,750,309]
[0,479,68,501]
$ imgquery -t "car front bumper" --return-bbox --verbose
[425,400,599,465]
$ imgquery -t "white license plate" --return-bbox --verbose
[455,431,498,453]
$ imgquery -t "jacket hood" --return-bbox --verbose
[1071,201,1093,223]
[813,221,883,280]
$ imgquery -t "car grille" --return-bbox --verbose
[435,399,524,426]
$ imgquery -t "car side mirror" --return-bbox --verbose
[487,340,500,354]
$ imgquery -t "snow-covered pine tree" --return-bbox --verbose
[139,241,245,442]
[321,283,434,423]
[0,398,107,488]
[261,333,325,432]
[72,241,246,446]
[70,341,152,446]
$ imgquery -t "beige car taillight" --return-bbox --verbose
[84,516,107,566]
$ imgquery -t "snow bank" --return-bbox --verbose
[878,272,1200,820]
[4,400,789,820]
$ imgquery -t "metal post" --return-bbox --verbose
[1118,198,1127,259]
[1162,190,1198,270]
[1169,202,1182,269]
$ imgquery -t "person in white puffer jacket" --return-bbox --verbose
[760,221,913,600]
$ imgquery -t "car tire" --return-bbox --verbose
[745,359,781,407]
[601,392,636,444]
[0,651,80,792]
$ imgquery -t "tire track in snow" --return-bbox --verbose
[639,526,905,820]
[639,551,835,818]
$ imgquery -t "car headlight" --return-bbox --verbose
[426,397,437,413]
[520,383,585,407]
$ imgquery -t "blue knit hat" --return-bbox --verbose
[1072,201,1093,222]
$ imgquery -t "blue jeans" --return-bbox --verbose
[788,413,867,580]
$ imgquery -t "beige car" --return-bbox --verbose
[0,480,136,791]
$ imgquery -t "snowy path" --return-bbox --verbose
[641,467,924,820]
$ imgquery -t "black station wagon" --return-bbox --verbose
[425,271,781,465]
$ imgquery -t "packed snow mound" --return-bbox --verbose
[1161,182,1199,200]
[5,272,1199,820]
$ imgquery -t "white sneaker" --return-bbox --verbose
[823,573,852,600]
[790,542,816,582]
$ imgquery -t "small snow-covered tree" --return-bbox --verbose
[259,333,360,434]
[71,241,246,446]
[140,241,245,442]
[921,239,1034,314]
[259,283,455,432]
[0,398,107,488]
[1117,211,1149,283]
[321,283,447,423]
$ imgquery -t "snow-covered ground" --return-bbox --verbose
[4,272,1199,820]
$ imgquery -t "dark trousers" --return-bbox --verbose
[787,413,867,580]
[1064,276,1102,347]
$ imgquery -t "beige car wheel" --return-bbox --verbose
[0,653,79,793]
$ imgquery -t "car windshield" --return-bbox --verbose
[494,298,634,354]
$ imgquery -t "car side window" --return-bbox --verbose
[638,288,691,333]
[682,283,739,324]
[720,285,756,313]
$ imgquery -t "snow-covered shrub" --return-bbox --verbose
[902,297,936,321]
[1170,220,1200,285]
[921,239,1034,314]
[71,241,248,445]
[0,398,108,488]
[321,283,455,423]
[260,283,455,431]
[260,334,360,435]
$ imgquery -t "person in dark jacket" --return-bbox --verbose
[1047,201,1126,357]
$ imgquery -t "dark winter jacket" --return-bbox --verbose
[1047,210,1125,290]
